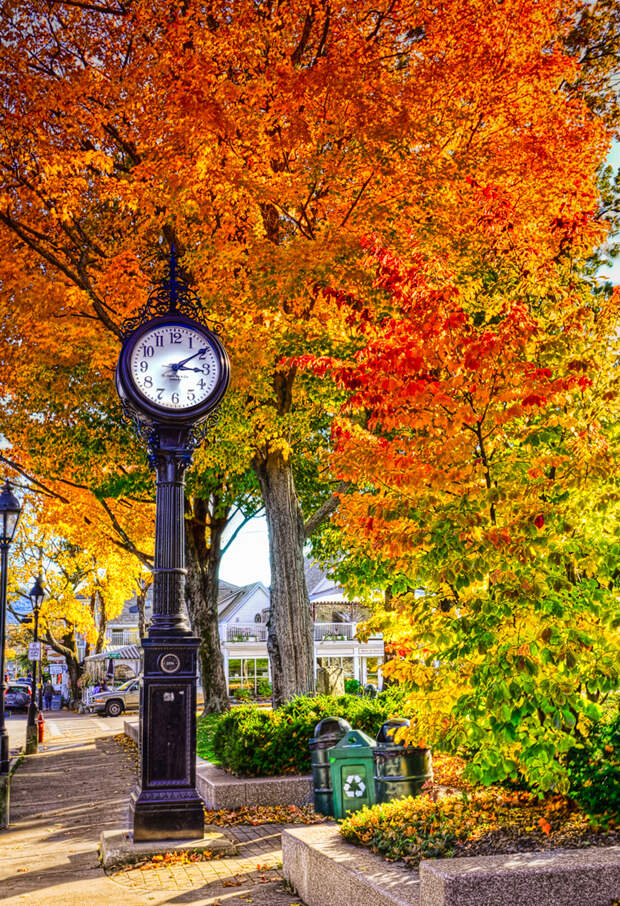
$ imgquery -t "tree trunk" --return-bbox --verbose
[94,590,107,654]
[185,494,230,714]
[44,628,83,704]
[253,448,314,706]
[135,577,150,638]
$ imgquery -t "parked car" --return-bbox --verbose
[91,679,140,717]
[4,683,32,711]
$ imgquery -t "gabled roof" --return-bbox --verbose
[304,557,345,602]
[108,588,153,628]
[217,581,269,622]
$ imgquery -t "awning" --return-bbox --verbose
[83,644,141,663]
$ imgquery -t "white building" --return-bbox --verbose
[218,561,384,695]
[96,560,384,695]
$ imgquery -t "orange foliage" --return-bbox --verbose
[0,1,612,644]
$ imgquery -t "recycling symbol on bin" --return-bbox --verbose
[343,774,366,798]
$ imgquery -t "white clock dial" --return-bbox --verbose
[129,324,220,410]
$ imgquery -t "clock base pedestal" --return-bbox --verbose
[132,636,204,843]
[130,788,205,842]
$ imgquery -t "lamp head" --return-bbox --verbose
[29,575,45,612]
[0,479,22,545]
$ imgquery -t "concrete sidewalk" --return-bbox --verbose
[0,722,305,905]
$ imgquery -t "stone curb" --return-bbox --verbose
[282,824,620,906]
[196,759,313,810]
[420,844,620,906]
[282,824,421,906]
[9,751,24,775]
[123,721,313,810]
[99,826,237,869]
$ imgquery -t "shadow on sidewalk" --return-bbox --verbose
[1,734,136,903]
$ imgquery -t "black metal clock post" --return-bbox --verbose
[116,249,230,842]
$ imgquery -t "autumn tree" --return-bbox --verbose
[305,236,620,791]
[9,507,142,700]
[0,0,614,701]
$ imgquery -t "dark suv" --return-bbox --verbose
[4,683,32,711]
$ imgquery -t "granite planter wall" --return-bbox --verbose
[282,824,620,906]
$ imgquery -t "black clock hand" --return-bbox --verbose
[170,348,207,372]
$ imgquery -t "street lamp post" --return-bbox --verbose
[25,577,45,756]
[0,479,23,828]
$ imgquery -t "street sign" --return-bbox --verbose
[28,642,41,660]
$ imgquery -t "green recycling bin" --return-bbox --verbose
[328,728,377,819]
[309,716,352,817]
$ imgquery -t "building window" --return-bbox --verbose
[227,657,270,696]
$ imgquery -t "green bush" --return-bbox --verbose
[566,708,620,823]
[211,706,277,776]
[345,678,362,695]
[211,689,409,777]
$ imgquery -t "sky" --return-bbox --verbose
[220,142,620,590]
[219,514,271,587]
[599,142,620,285]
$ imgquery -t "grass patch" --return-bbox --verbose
[196,713,225,764]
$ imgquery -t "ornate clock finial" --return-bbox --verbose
[168,243,179,313]
[120,245,223,339]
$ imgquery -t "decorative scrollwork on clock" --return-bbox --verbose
[120,245,225,340]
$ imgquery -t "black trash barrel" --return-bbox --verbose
[309,716,352,816]
[374,718,433,804]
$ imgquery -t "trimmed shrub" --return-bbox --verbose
[566,709,620,824]
[211,689,409,777]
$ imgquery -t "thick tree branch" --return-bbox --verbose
[0,211,122,338]
[0,454,71,504]
[221,507,264,556]
[304,481,350,539]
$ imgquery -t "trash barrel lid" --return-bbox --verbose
[313,716,352,739]
[376,718,410,745]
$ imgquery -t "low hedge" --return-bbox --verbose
[211,690,409,777]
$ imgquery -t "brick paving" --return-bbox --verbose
[108,824,296,897]
[0,714,307,905]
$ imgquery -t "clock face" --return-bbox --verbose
[128,323,221,411]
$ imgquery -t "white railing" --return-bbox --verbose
[222,621,368,644]
[107,630,140,647]
[314,622,356,641]
[225,624,268,643]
